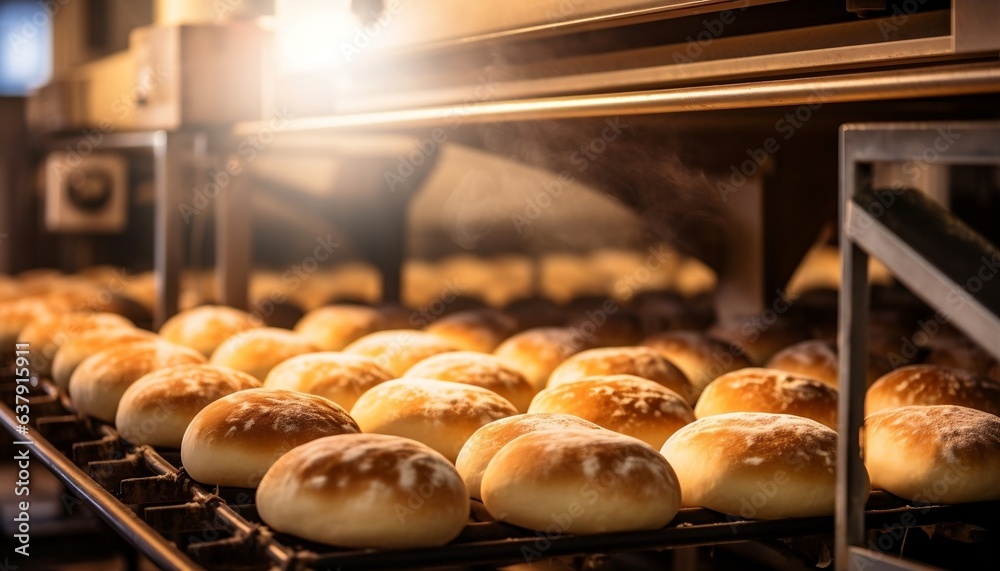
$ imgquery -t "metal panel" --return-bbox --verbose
[237,62,1000,135]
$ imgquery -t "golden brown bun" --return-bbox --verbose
[528,375,694,449]
[350,378,518,463]
[209,327,318,381]
[455,413,605,500]
[52,328,158,391]
[0,297,66,351]
[661,413,861,518]
[766,339,888,389]
[19,311,134,376]
[263,352,394,411]
[256,434,469,549]
[547,346,696,404]
[181,388,360,488]
[481,429,681,534]
[864,405,1000,503]
[695,368,839,431]
[160,305,261,357]
[375,303,419,330]
[564,305,643,348]
[924,338,999,378]
[642,331,751,397]
[404,351,536,413]
[115,364,261,448]
[68,341,207,422]
[343,330,459,377]
[707,316,810,365]
[493,327,587,392]
[866,365,1000,417]
[425,309,518,353]
[293,304,386,351]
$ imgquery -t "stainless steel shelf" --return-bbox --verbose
[837,121,1000,571]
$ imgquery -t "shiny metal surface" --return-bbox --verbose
[838,121,1000,571]
[239,62,1000,134]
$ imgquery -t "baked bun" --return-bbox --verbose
[343,330,458,377]
[115,364,261,447]
[528,375,694,448]
[481,429,681,534]
[503,296,566,331]
[924,338,999,378]
[293,304,386,351]
[257,434,469,548]
[642,331,751,397]
[661,413,858,518]
[695,368,839,430]
[547,347,696,404]
[160,305,261,357]
[866,365,1000,417]
[350,378,518,462]
[455,413,604,500]
[708,316,810,365]
[864,405,1000,503]
[19,311,134,376]
[181,388,360,487]
[0,297,62,349]
[263,352,393,410]
[404,351,536,412]
[68,341,207,422]
[565,305,643,348]
[493,327,586,392]
[209,327,318,381]
[52,328,158,391]
[766,339,887,389]
[425,309,518,353]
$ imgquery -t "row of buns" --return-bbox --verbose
[5,277,1000,551]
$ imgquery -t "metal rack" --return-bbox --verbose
[4,377,1000,570]
[837,121,1000,571]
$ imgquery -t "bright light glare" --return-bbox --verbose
[275,0,364,74]
[0,1,53,95]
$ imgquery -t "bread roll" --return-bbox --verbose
[547,346,696,404]
[52,328,158,391]
[425,309,518,353]
[68,341,207,422]
[481,429,681,534]
[343,330,458,377]
[766,339,887,389]
[708,316,810,365]
[695,368,839,431]
[404,351,536,412]
[181,388,360,487]
[293,304,386,351]
[209,327,318,381]
[350,378,518,462]
[263,352,393,410]
[564,303,642,348]
[160,305,261,357]
[866,365,1000,417]
[19,311,134,376]
[642,331,751,397]
[528,375,694,448]
[0,297,63,349]
[661,413,858,518]
[257,434,469,548]
[115,364,261,447]
[864,405,1000,503]
[503,296,566,332]
[493,327,586,392]
[456,413,604,500]
[924,338,999,379]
